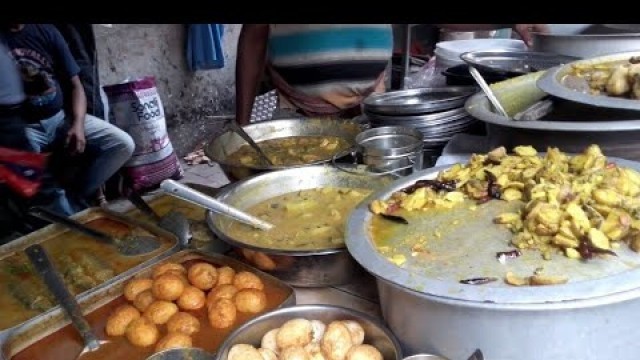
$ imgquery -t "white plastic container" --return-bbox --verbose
[434,39,526,70]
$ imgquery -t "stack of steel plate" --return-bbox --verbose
[362,87,478,166]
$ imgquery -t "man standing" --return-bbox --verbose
[2,24,135,211]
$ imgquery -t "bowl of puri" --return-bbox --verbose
[205,164,395,287]
[215,304,403,360]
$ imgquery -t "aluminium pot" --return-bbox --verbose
[205,164,393,287]
[464,92,640,162]
[205,118,363,182]
[346,162,640,360]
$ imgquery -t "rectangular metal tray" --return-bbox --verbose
[1,249,296,360]
[0,207,179,339]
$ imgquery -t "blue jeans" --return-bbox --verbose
[25,110,135,214]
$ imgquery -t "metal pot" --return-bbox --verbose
[205,118,363,181]
[205,165,394,287]
[531,24,640,58]
[215,305,403,360]
[464,92,640,161]
[346,163,640,360]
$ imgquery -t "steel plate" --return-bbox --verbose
[363,87,477,116]
[346,158,640,305]
[460,50,579,75]
[537,51,640,111]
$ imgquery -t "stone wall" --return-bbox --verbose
[94,24,241,156]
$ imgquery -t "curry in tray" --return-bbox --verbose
[0,217,172,330]
[569,56,640,99]
[370,145,640,286]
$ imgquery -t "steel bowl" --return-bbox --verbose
[215,304,403,360]
[205,164,394,287]
[205,118,363,181]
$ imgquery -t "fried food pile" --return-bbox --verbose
[371,145,640,263]
[570,56,640,98]
[105,261,267,353]
[227,318,383,360]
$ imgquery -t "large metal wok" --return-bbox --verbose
[205,118,363,181]
[205,164,393,287]
[346,160,640,360]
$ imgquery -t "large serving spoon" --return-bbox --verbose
[28,206,161,257]
[25,244,107,359]
[160,180,274,231]
[228,121,274,166]
[127,191,192,249]
[468,65,510,118]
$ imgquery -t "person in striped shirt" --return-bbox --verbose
[235,24,548,125]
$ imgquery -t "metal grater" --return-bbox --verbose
[250,90,278,123]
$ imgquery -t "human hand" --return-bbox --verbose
[512,24,550,47]
[66,125,86,154]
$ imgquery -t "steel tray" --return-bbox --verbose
[460,50,579,75]
[537,51,640,111]
[363,87,477,116]
[1,249,296,360]
[0,208,179,336]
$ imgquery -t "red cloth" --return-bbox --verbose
[0,147,47,198]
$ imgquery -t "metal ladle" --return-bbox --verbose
[28,206,162,257]
[160,180,274,231]
[25,244,107,359]
[228,121,274,166]
[468,65,510,118]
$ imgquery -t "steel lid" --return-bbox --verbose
[363,87,477,116]
[346,160,640,305]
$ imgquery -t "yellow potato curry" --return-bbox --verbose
[226,187,371,250]
[226,136,352,167]
[370,145,640,285]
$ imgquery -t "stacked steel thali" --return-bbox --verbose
[361,87,478,167]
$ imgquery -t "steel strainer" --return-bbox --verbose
[460,50,580,76]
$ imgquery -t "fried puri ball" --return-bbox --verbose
[133,290,156,312]
[167,312,200,335]
[153,262,187,279]
[252,252,277,271]
[124,278,153,302]
[341,320,365,346]
[216,266,236,285]
[276,318,313,349]
[233,271,264,291]
[280,346,311,360]
[208,298,237,328]
[345,344,383,360]
[227,344,263,360]
[234,288,267,313]
[177,286,206,310]
[187,262,218,290]
[154,332,193,352]
[259,348,278,360]
[260,328,280,354]
[125,317,159,347]
[143,300,179,325]
[207,284,238,305]
[321,321,354,360]
[305,342,325,360]
[310,320,327,343]
[152,273,185,301]
[105,304,140,337]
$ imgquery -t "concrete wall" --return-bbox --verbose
[94,24,241,156]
